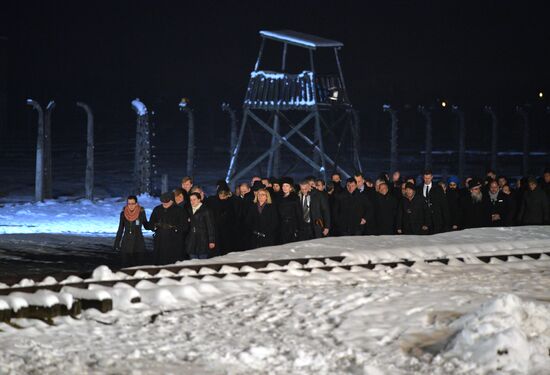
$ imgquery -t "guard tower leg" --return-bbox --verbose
[226,109,249,186]
[314,111,327,181]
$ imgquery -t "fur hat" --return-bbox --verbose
[405,182,416,190]
[251,180,266,191]
[160,192,174,203]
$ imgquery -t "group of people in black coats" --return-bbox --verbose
[114,169,550,267]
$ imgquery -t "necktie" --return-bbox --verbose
[303,195,310,223]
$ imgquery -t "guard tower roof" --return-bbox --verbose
[259,30,344,50]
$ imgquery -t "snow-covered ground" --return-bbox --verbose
[0,220,549,374]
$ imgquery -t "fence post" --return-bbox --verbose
[515,106,529,176]
[179,99,195,177]
[76,102,94,200]
[451,105,466,182]
[383,105,398,173]
[26,99,44,202]
[418,106,432,171]
[44,101,55,199]
[131,99,152,195]
[483,106,498,171]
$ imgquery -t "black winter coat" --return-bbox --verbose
[298,189,331,238]
[334,189,372,236]
[277,193,301,244]
[185,204,216,257]
[460,195,491,229]
[446,188,461,230]
[518,187,549,225]
[114,208,149,254]
[487,192,511,227]
[245,203,279,249]
[149,204,187,265]
[208,196,237,255]
[396,194,429,235]
[418,184,450,233]
[374,192,398,235]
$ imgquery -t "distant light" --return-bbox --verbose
[539,92,544,98]
[441,101,447,108]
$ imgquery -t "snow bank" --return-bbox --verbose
[438,294,550,373]
[0,195,157,235]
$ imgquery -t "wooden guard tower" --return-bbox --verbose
[226,30,362,185]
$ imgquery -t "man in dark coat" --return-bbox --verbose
[233,182,255,250]
[397,183,429,235]
[373,181,398,235]
[446,176,461,230]
[334,178,372,236]
[149,192,187,265]
[174,188,191,260]
[298,180,331,240]
[460,180,491,229]
[487,180,511,227]
[185,192,216,259]
[207,189,237,255]
[418,170,450,233]
[518,177,549,225]
[245,188,279,249]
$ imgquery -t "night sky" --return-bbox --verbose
[2,1,550,142]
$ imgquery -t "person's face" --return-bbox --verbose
[470,186,481,196]
[355,176,364,187]
[423,174,433,185]
[498,177,507,187]
[240,184,250,195]
[261,179,271,187]
[257,191,268,205]
[544,173,550,183]
[448,182,457,190]
[528,182,537,191]
[127,199,137,209]
[162,200,173,209]
[174,193,184,204]
[502,186,511,195]
[489,182,499,194]
[300,184,310,195]
[315,181,325,191]
[392,171,400,182]
[346,181,357,193]
[331,174,341,183]
[182,180,192,192]
[282,183,291,194]
[401,183,407,196]
[379,184,389,195]
[272,183,281,192]
[190,195,200,207]
[405,187,415,199]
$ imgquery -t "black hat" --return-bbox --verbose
[468,179,482,189]
[405,182,416,190]
[160,192,174,203]
[280,176,294,186]
[216,180,230,193]
[251,180,266,191]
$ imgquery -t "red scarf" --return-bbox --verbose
[124,204,141,222]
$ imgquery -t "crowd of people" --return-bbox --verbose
[114,169,550,267]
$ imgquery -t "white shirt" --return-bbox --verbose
[423,183,432,197]
[192,203,202,215]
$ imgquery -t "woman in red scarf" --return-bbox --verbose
[114,195,150,267]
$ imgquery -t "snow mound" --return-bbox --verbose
[440,294,550,373]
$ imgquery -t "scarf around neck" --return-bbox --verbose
[124,204,141,222]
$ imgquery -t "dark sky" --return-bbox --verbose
[3,1,550,137]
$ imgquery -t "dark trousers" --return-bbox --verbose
[298,221,314,241]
